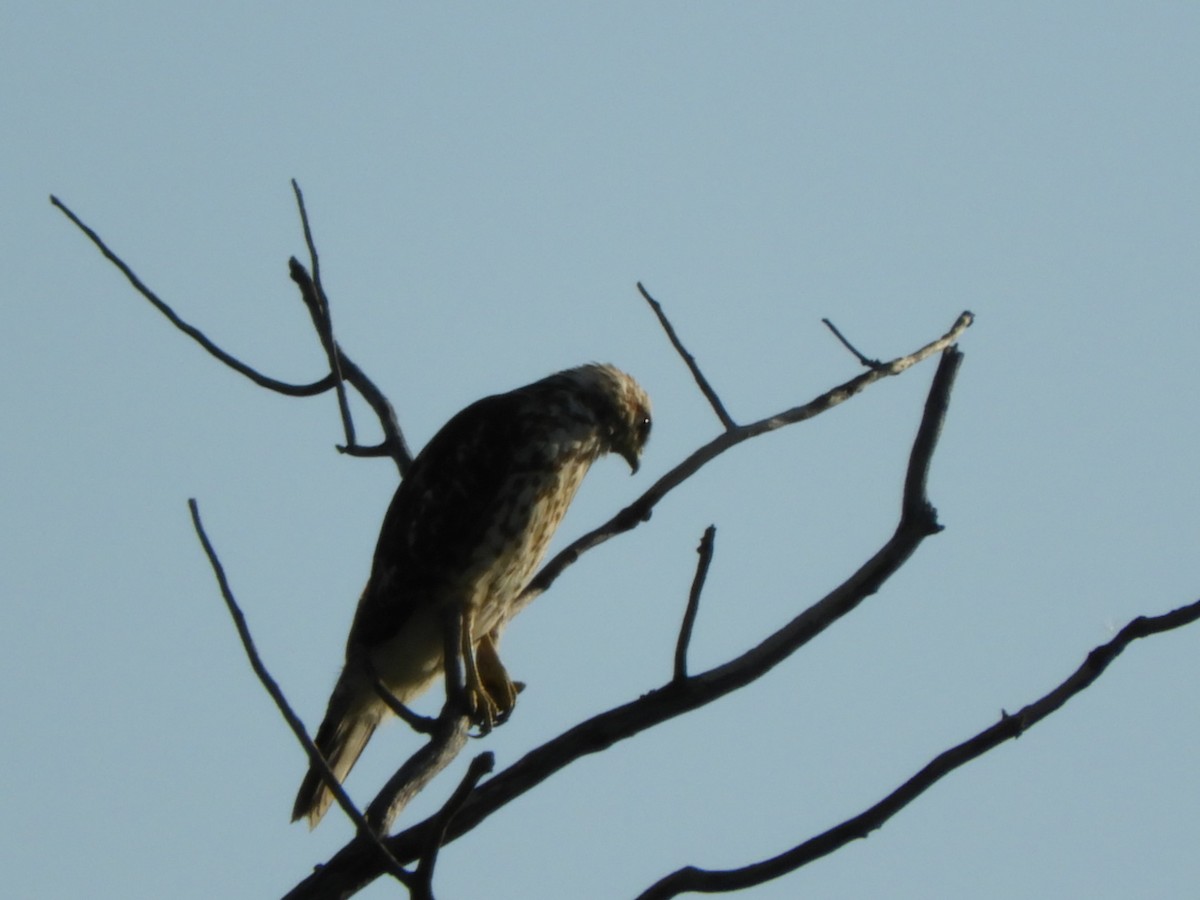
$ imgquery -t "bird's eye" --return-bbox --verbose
[637,414,652,443]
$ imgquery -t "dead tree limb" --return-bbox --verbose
[509,310,973,621]
[49,192,413,474]
[634,594,1200,899]
[50,195,333,396]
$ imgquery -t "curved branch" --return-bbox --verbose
[50,196,336,398]
[635,594,1200,899]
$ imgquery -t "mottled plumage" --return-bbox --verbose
[292,364,651,827]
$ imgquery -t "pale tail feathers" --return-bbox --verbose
[291,686,382,829]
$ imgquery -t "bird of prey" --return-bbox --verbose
[292,363,652,827]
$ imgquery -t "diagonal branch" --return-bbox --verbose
[639,282,737,430]
[282,346,965,900]
[186,499,411,888]
[634,594,1200,899]
[50,195,336,398]
[511,311,973,619]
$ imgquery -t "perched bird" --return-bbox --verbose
[292,363,652,827]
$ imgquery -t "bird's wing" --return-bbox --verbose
[347,389,532,650]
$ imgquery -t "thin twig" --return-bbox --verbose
[674,526,717,683]
[635,594,1200,899]
[186,499,411,888]
[638,282,738,430]
[287,258,413,476]
[822,317,883,368]
[291,180,357,449]
[411,753,496,900]
[49,195,336,397]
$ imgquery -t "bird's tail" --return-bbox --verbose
[291,678,382,829]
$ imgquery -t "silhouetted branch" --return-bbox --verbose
[513,311,974,618]
[50,191,414,475]
[639,282,737,430]
[674,525,716,683]
[411,753,496,900]
[634,593,1200,899]
[821,317,883,368]
[187,499,411,888]
[291,180,357,451]
[50,195,337,397]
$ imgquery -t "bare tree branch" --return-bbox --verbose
[639,282,737,430]
[634,594,1200,899]
[50,192,415,475]
[286,259,413,475]
[290,180,357,451]
[411,753,496,900]
[282,345,966,899]
[50,195,337,397]
[511,311,974,620]
[674,525,716,683]
[186,499,412,888]
[821,317,883,368]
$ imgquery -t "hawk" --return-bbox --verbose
[292,363,652,827]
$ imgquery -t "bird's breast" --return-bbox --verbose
[465,454,594,631]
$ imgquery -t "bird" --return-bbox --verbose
[292,363,652,827]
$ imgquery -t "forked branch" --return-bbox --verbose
[634,594,1200,899]
[512,311,974,617]
[50,191,413,474]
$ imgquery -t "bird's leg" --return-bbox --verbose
[441,605,468,708]
[458,608,499,733]
[475,630,520,724]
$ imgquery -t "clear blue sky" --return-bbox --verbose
[4,4,1198,898]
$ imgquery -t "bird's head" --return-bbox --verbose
[564,363,652,473]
